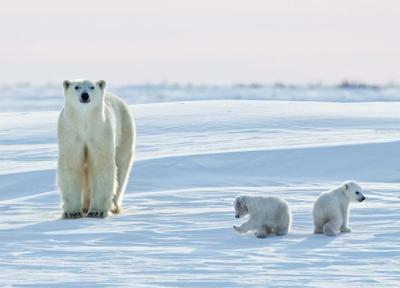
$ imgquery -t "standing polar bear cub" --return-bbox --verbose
[233,196,291,238]
[313,181,366,236]
[57,79,135,218]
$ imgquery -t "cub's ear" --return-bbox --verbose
[96,80,106,90]
[63,80,71,90]
[343,182,349,190]
[238,196,246,208]
[234,196,241,208]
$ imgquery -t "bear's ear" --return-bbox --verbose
[344,183,349,190]
[234,197,242,209]
[241,197,248,212]
[63,80,71,90]
[238,197,247,209]
[234,197,240,208]
[96,80,106,90]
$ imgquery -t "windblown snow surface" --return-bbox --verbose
[0,100,400,287]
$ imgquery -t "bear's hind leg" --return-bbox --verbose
[323,217,342,237]
[81,164,91,214]
[275,226,289,236]
[112,149,133,214]
[266,226,273,234]
[314,225,323,234]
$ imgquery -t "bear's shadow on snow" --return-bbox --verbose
[283,234,336,253]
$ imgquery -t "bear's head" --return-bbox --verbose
[342,180,366,203]
[62,79,106,109]
[233,196,248,218]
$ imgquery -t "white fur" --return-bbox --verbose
[313,180,366,236]
[57,79,135,218]
[233,195,291,238]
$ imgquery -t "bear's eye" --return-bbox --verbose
[355,191,360,195]
[90,86,95,90]
[74,86,80,90]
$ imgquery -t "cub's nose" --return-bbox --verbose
[80,92,90,103]
[360,196,366,202]
[235,215,240,218]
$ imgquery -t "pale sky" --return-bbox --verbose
[1,0,400,85]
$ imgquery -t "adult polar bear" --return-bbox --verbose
[57,79,135,218]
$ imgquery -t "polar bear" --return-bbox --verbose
[57,79,135,218]
[233,196,291,238]
[313,181,366,236]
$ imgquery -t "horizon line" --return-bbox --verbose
[1,79,399,89]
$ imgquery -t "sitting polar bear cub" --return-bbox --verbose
[57,79,135,219]
[233,196,291,238]
[313,181,366,236]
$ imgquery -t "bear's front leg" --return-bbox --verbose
[255,229,268,238]
[88,153,116,218]
[340,207,352,232]
[233,220,257,233]
[58,164,83,219]
[340,226,352,233]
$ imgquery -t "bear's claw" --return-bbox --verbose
[255,232,267,239]
[233,225,245,233]
[63,212,82,219]
[87,211,106,218]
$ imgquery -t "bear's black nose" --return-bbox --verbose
[360,196,366,202]
[80,92,90,103]
[235,215,240,218]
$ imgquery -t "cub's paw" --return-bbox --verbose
[323,230,337,237]
[314,227,323,234]
[87,211,107,218]
[275,230,288,236]
[233,225,244,233]
[340,227,352,233]
[255,232,267,239]
[63,212,83,219]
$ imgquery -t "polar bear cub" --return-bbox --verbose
[233,196,291,238]
[57,79,135,219]
[313,181,366,236]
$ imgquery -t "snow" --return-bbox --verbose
[1,100,400,287]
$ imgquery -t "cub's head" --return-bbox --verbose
[342,181,366,203]
[63,79,106,108]
[233,196,248,218]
